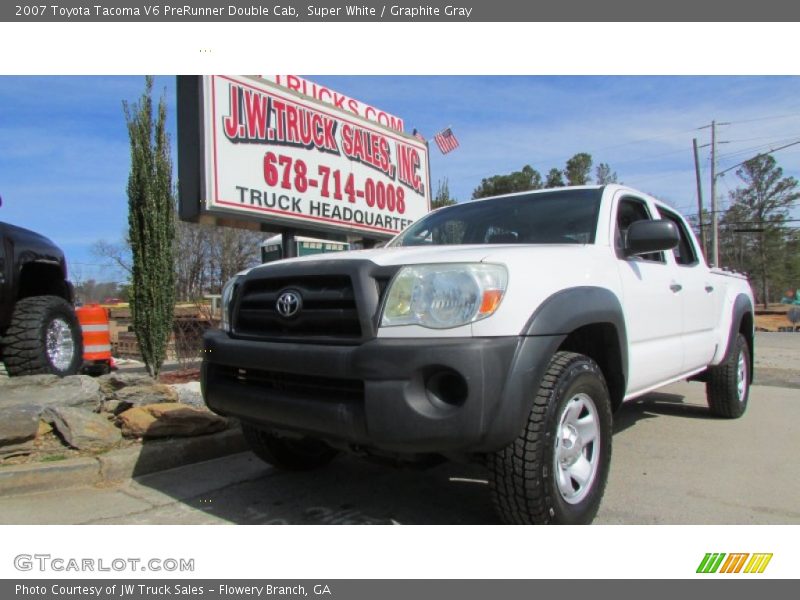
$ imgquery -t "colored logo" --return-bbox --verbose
[697,553,773,574]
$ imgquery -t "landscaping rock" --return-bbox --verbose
[112,384,178,406]
[44,406,122,452]
[37,420,53,437]
[0,406,40,457]
[117,403,227,439]
[99,399,133,416]
[97,372,154,395]
[1,375,102,411]
[171,381,204,408]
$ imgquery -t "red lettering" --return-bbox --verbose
[342,124,353,156]
[244,90,269,140]
[286,75,302,92]
[223,85,241,140]
[285,105,299,143]
[323,118,337,151]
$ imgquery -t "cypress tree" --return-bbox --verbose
[124,76,175,377]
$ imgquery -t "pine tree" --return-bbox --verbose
[564,153,593,186]
[725,154,799,308]
[124,77,175,377]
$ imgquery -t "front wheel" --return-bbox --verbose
[242,424,338,471]
[489,352,613,525]
[3,295,83,377]
[706,333,751,419]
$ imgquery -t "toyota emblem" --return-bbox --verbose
[276,290,302,318]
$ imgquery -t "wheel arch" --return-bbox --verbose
[728,294,754,382]
[17,261,72,302]
[523,287,628,411]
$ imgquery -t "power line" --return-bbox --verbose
[716,139,800,178]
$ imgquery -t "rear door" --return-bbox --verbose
[613,194,684,394]
[656,206,717,370]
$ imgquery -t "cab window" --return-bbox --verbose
[615,197,665,263]
[657,207,699,266]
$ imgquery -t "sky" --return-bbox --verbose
[1,75,799,283]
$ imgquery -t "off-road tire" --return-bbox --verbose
[242,424,338,471]
[489,351,613,525]
[706,333,750,419]
[3,295,83,377]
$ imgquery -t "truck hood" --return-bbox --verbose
[252,244,592,270]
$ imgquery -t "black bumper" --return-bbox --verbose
[202,330,564,454]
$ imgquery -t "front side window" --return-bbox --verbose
[657,207,699,266]
[615,197,665,263]
[389,189,603,247]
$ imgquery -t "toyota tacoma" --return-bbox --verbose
[201,185,754,524]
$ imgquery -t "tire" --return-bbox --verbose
[242,424,338,471]
[3,295,83,377]
[706,333,750,419]
[489,351,613,525]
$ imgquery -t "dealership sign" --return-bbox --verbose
[263,75,405,133]
[178,75,430,239]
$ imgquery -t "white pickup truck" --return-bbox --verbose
[201,184,755,524]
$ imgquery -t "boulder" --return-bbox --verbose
[98,399,133,416]
[117,403,227,439]
[171,381,204,408]
[97,372,155,395]
[112,384,178,406]
[0,406,40,457]
[44,406,122,452]
[1,375,102,411]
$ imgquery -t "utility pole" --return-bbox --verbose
[698,121,729,267]
[710,121,718,266]
[692,137,707,259]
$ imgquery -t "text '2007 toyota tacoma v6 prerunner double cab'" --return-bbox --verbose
[201,185,755,524]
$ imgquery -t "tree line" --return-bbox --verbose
[432,152,618,209]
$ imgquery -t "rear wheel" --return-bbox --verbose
[489,351,612,525]
[706,333,750,419]
[3,295,83,377]
[242,424,338,471]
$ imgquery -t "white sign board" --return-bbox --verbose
[262,75,405,132]
[201,75,430,238]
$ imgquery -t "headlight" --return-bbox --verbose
[381,263,508,329]
[219,276,239,332]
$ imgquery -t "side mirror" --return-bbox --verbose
[625,219,679,257]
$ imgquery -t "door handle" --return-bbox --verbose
[670,283,683,293]
[705,285,714,293]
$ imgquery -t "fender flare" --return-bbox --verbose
[720,293,754,376]
[522,286,629,383]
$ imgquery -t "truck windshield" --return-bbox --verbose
[389,188,603,247]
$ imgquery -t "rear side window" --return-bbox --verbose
[657,207,699,266]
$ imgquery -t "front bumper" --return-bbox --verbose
[202,330,564,454]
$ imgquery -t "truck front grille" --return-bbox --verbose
[235,275,362,341]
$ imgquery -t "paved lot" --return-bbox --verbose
[1,379,797,525]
